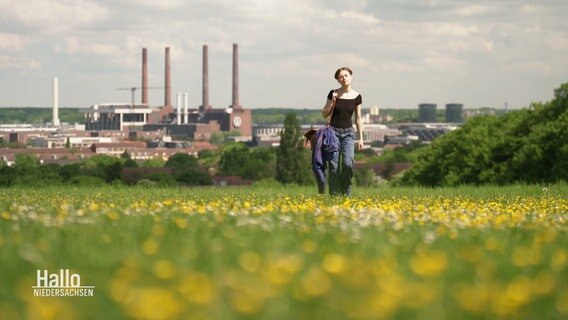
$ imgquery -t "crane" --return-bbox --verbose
[117,86,163,135]
[117,86,163,106]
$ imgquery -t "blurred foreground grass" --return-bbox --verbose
[0,184,567,319]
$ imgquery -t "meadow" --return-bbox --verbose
[0,184,567,319]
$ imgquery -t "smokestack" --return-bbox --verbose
[232,43,239,109]
[52,77,60,126]
[201,44,209,112]
[176,93,181,125]
[164,47,171,107]
[142,48,148,104]
[183,93,189,124]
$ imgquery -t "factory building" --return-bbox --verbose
[85,104,153,131]
[84,44,252,140]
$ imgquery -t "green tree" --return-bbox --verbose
[378,142,423,164]
[0,166,15,186]
[14,153,39,171]
[121,150,139,168]
[165,153,211,186]
[80,155,123,183]
[142,157,166,168]
[5,153,61,186]
[165,153,199,171]
[246,147,276,180]
[276,113,313,185]
[218,143,250,176]
[123,158,139,168]
[401,115,509,186]
[40,163,63,185]
[175,170,212,186]
[197,149,220,174]
[209,132,224,145]
[381,160,396,180]
[82,155,122,170]
[105,161,123,183]
[11,153,42,186]
[401,82,568,186]
[354,167,378,187]
[60,163,81,182]
[219,144,276,180]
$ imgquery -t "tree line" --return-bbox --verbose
[0,108,85,124]
[2,82,565,188]
[0,149,273,187]
[398,82,568,186]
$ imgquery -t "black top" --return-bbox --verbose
[327,90,362,128]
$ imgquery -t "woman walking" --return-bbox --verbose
[321,66,364,196]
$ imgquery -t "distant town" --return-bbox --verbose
[0,44,510,170]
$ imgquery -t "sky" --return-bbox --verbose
[0,0,566,110]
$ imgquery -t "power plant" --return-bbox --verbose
[84,44,252,139]
[1,43,474,168]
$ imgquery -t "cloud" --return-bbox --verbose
[379,61,418,73]
[422,23,479,37]
[62,36,123,57]
[120,0,185,10]
[0,32,29,50]
[0,54,41,71]
[0,0,108,35]
[453,5,492,17]
[0,0,566,108]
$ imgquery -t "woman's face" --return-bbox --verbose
[336,70,352,86]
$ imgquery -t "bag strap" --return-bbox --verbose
[326,90,337,126]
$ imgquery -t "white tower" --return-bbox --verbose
[176,93,182,125]
[52,77,60,126]
[183,93,189,124]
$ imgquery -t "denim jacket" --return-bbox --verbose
[311,126,339,191]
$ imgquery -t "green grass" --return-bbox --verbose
[0,184,567,319]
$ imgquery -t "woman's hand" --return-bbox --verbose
[357,140,364,151]
[322,90,338,118]
[332,90,338,101]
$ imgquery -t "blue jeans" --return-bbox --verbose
[329,127,355,196]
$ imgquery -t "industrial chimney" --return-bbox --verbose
[52,77,60,126]
[232,43,240,110]
[142,48,148,105]
[164,47,171,108]
[176,93,182,125]
[200,45,210,112]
